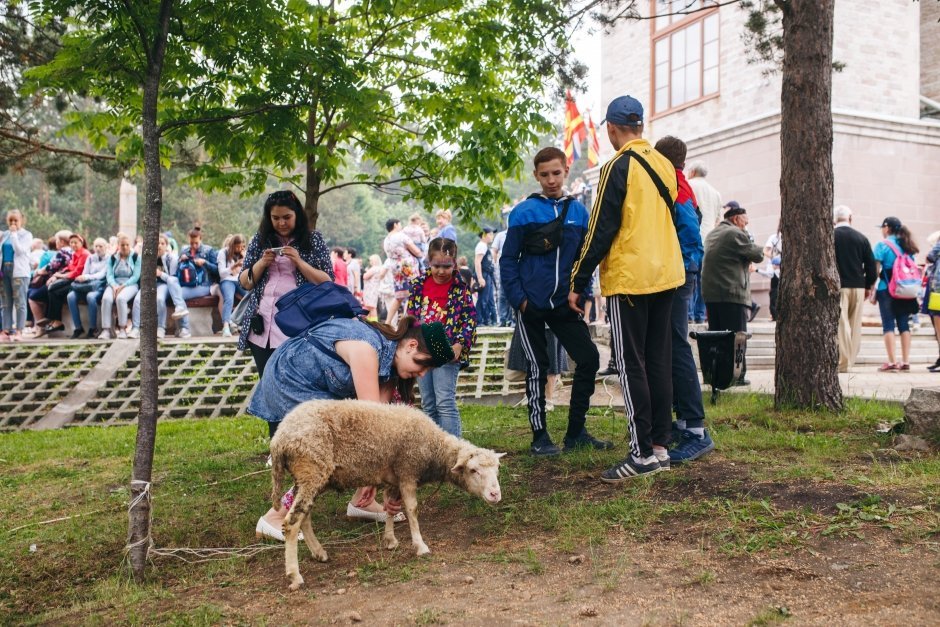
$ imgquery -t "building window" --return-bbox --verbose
[653,1,719,114]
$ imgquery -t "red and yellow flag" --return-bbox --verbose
[563,91,587,166]
[586,111,600,167]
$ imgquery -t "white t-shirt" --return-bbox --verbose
[764,232,782,278]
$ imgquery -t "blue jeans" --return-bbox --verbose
[1,264,28,332]
[689,271,706,322]
[219,280,247,323]
[671,274,705,431]
[477,272,496,326]
[177,284,211,330]
[417,362,462,437]
[495,272,513,326]
[132,283,169,329]
[67,284,104,331]
[876,289,910,334]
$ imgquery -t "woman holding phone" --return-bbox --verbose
[238,190,333,376]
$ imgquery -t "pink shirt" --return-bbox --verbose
[250,253,297,350]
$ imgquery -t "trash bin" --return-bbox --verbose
[689,330,750,404]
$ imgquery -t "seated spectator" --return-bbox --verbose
[39,233,89,336]
[215,233,247,337]
[129,233,190,339]
[28,238,44,273]
[175,226,218,339]
[67,238,109,339]
[100,234,141,339]
[37,236,56,270]
[27,230,72,334]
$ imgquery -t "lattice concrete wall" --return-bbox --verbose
[0,329,532,432]
[70,342,258,427]
[0,343,110,431]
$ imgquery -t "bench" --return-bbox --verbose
[58,293,230,338]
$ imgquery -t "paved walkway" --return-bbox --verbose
[547,343,937,409]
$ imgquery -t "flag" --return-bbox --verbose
[586,111,600,167]
[563,90,587,166]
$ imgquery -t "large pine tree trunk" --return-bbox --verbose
[127,0,174,581]
[773,0,842,410]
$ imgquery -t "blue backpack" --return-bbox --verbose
[274,281,367,337]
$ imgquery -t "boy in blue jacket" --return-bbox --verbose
[500,147,609,456]
[653,136,714,463]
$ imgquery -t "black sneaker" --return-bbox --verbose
[87,328,98,339]
[597,366,618,376]
[530,434,562,457]
[928,358,940,372]
[70,328,85,339]
[748,304,761,322]
[600,456,661,483]
[563,430,615,452]
[654,452,671,471]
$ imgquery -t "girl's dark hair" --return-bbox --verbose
[364,315,436,405]
[69,233,86,248]
[226,234,246,264]
[385,218,400,233]
[896,225,919,255]
[426,237,457,261]
[259,190,311,253]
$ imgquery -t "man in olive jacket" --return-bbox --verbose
[701,202,765,382]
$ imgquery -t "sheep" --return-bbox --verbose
[269,398,505,591]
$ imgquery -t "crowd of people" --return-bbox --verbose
[3,93,940,531]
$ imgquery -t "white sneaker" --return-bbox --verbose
[222,323,232,337]
[117,329,128,340]
[156,328,165,339]
[179,328,192,339]
[98,328,112,340]
[128,327,140,339]
[171,308,189,320]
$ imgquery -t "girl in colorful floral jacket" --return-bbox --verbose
[406,237,477,437]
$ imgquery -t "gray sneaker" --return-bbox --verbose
[600,456,661,483]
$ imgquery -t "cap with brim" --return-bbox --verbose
[602,95,644,127]
[420,322,454,367]
[879,216,901,230]
[723,206,747,220]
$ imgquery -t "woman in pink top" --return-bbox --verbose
[237,190,333,379]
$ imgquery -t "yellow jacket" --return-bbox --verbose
[571,139,685,296]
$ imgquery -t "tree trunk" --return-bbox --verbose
[773,0,842,410]
[127,0,174,581]
[305,107,321,229]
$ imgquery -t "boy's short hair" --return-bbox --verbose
[533,147,567,169]
[653,136,687,169]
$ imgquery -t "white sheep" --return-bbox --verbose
[270,399,504,591]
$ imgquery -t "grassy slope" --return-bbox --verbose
[0,394,936,623]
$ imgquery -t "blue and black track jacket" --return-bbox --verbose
[499,194,590,311]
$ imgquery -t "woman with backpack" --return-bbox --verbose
[216,233,247,337]
[871,216,920,371]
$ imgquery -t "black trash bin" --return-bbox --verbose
[689,330,750,404]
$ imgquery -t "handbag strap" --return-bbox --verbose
[624,150,676,224]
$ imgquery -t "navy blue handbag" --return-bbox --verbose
[274,281,367,337]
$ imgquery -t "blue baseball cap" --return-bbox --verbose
[602,95,644,127]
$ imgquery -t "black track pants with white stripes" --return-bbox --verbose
[516,305,600,438]
[607,290,675,459]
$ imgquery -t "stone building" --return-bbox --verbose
[590,0,940,279]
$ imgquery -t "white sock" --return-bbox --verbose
[675,419,687,430]
[688,427,705,437]
[652,445,668,460]
[633,454,658,465]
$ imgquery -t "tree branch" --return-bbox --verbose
[120,0,153,66]
[320,173,430,195]
[158,103,306,133]
[0,129,116,161]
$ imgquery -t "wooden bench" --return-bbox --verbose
[59,293,228,337]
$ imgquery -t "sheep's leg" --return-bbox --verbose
[300,515,328,563]
[382,486,399,550]
[399,482,429,556]
[283,505,306,591]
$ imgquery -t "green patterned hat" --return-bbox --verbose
[420,322,454,367]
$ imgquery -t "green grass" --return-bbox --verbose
[0,393,937,624]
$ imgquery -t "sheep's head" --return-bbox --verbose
[450,447,504,504]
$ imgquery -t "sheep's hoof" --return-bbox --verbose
[384,536,399,550]
[313,550,329,563]
[414,543,431,557]
[288,576,304,591]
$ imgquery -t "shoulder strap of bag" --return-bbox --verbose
[625,150,677,224]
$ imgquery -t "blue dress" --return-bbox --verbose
[247,318,396,423]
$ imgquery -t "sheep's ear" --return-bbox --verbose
[495,452,507,459]
[451,449,473,474]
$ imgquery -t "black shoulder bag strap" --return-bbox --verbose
[625,150,677,225]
